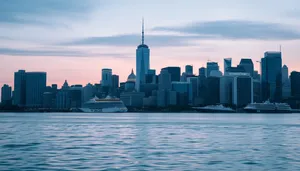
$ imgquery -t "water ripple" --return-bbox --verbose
[0,113,300,171]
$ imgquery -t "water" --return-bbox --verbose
[0,113,300,171]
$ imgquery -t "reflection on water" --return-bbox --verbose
[0,113,300,171]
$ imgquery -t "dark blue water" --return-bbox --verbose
[0,113,300,171]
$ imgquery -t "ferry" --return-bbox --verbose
[193,105,235,113]
[79,96,128,113]
[244,100,292,113]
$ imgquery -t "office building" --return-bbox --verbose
[205,77,220,105]
[185,65,193,75]
[238,58,254,77]
[69,87,83,108]
[282,65,291,99]
[1,84,12,106]
[43,92,56,109]
[172,82,190,106]
[83,83,96,102]
[220,76,234,105]
[101,68,112,87]
[224,58,232,75]
[261,52,282,102]
[187,77,198,105]
[25,72,47,107]
[158,69,171,91]
[290,71,300,99]
[232,75,253,107]
[56,90,70,109]
[162,67,181,82]
[136,19,150,92]
[253,80,261,103]
[111,74,119,96]
[207,62,219,77]
[199,67,206,77]
[120,92,145,107]
[13,70,26,106]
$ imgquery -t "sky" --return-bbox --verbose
[1,0,300,89]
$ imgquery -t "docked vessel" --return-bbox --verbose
[79,96,128,113]
[244,100,292,113]
[193,105,235,113]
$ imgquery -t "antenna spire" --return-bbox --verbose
[142,18,145,44]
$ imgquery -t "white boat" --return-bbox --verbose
[193,105,235,113]
[244,100,292,113]
[79,96,128,113]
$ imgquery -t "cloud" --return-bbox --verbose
[0,0,99,25]
[0,47,132,58]
[285,10,300,19]
[153,20,300,40]
[60,34,209,47]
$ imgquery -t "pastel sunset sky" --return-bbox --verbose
[1,0,300,88]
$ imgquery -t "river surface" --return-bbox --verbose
[0,113,300,171]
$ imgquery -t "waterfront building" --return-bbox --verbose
[136,19,150,92]
[25,72,47,108]
[187,77,198,105]
[205,77,220,105]
[261,52,282,102]
[1,84,12,106]
[232,75,253,107]
[111,74,119,96]
[290,71,300,99]
[282,65,291,99]
[69,86,83,108]
[13,70,26,106]
[83,83,96,103]
[220,76,234,105]
[43,92,56,109]
[120,91,145,107]
[172,82,190,106]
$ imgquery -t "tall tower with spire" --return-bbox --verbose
[136,18,150,92]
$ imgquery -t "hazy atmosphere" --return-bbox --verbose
[1,0,300,87]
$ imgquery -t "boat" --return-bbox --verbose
[244,100,292,113]
[79,96,128,113]
[193,105,235,113]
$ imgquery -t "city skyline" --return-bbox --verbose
[1,0,300,87]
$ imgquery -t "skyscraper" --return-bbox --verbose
[206,62,219,77]
[158,69,171,91]
[261,52,282,102]
[25,72,47,107]
[185,65,193,75]
[199,67,206,77]
[1,84,12,105]
[162,67,181,82]
[136,19,150,92]
[232,75,253,107]
[224,58,232,75]
[290,71,300,99]
[13,70,26,106]
[282,65,291,99]
[238,59,254,77]
[111,74,119,97]
[101,68,112,87]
